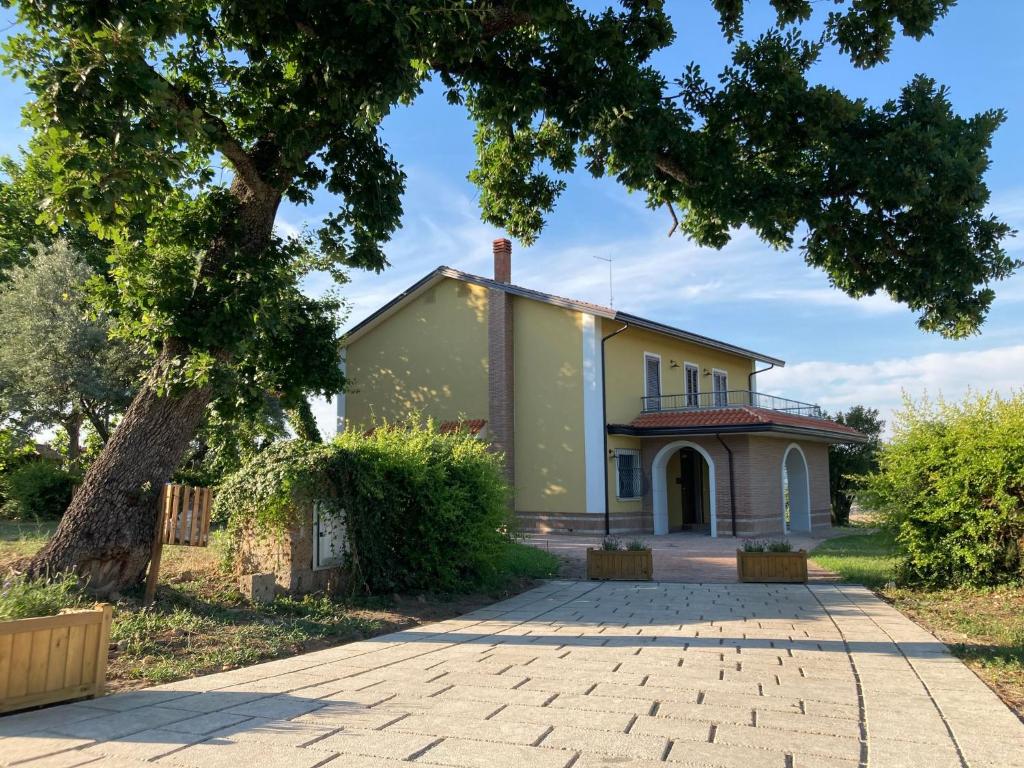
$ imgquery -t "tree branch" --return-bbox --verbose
[135,56,275,197]
[80,397,111,443]
[655,152,689,185]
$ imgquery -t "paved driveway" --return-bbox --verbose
[3,581,1023,768]
[527,531,848,582]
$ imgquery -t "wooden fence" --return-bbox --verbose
[144,483,214,605]
[0,604,112,713]
[158,483,213,547]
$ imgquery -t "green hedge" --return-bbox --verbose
[860,393,1024,587]
[1,460,79,520]
[215,418,514,594]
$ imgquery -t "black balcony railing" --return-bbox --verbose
[641,390,824,419]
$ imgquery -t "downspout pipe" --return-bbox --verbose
[748,362,775,405]
[715,433,737,537]
[601,322,629,536]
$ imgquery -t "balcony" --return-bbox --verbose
[641,390,824,419]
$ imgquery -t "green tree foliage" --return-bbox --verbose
[860,393,1024,587]
[176,397,290,487]
[216,419,511,594]
[828,405,884,525]
[0,153,111,279]
[0,240,144,459]
[1,459,80,520]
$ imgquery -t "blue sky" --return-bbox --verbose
[1,2,1022,435]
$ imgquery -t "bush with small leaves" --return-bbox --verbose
[215,417,514,595]
[860,393,1024,587]
[1,460,79,520]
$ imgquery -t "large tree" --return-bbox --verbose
[1,1,1014,593]
[828,405,884,526]
[0,240,144,463]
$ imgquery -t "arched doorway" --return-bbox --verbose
[651,441,717,537]
[782,443,811,533]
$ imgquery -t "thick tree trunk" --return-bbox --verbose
[28,174,281,596]
[29,341,213,594]
[64,412,82,466]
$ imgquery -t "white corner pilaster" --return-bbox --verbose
[336,351,347,434]
[582,313,605,515]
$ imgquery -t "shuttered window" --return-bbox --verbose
[685,364,699,407]
[644,354,661,410]
[615,450,643,499]
[712,370,728,407]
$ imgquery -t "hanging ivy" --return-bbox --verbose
[215,417,512,594]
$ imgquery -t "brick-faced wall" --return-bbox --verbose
[639,435,834,537]
[488,238,515,486]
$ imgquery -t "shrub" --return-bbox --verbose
[600,536,623,551]
[625,538,649,551]
[0,572,88,620]
[215,417,514,594]
[742,538,792,553]
[1,460,78,520]
[860,393,1024,587]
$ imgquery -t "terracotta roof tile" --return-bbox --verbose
[619,407,864,439]
[437,418,487,435]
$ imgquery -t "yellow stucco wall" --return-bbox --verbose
[601,319,756,424]
[343,278,489,429]
[512,297,587,514]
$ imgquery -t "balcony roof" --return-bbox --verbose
[608,406,867,443]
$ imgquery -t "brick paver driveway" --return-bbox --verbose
[526,531,846,582]
[3,581,1023,768]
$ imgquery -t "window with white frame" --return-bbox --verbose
[712,370,728,406]
[615,449,643,499]
[644,354,661,410]
[684,363,699,407]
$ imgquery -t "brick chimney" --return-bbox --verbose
[488,238,514,489]
[493,237,512,283]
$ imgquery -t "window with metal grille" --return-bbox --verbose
[685,363,699,406]
[615,449,643,499]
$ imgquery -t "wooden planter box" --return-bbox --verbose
[587,549,653,581]
[0,604,112,713]
[736,550,808,583]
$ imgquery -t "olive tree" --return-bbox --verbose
[0,0,1014,593]
[0,240,144,463]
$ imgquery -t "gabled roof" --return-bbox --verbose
[608,406,866,443]
[343,266,785,367]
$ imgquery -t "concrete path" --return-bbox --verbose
[3,581,1022,767]
[527,530,849,582]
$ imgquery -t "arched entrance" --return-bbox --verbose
[782,443,811,533]
[651,441,717,537]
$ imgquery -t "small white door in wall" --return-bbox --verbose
[313,501,347,570]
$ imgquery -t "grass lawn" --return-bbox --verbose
[0,521,560,692]
[811,531,1024,719]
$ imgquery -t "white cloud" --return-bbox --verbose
[763,344,1024,432]
[274,216,301,240]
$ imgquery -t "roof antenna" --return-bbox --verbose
[592,254,614,308]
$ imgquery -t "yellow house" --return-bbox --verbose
[339,239,865,537]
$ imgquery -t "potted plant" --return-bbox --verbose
[587,537,653,581]
[736,539,808,583]
[0,575,112,713]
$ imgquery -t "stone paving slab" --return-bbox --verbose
[3,580,1024,767]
